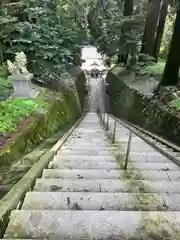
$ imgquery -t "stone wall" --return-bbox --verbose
[106,66,180,145]
[75,68,86,110]
[0,70,86,167]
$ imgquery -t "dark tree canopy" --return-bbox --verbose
[0,0,180,88]
[0,0,89,86]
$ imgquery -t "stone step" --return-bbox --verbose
[126,162,178,171]
[64,143,108,147]
[115,152,174,156]
[65,140,108,144]
[166,171,180,180]
[67,138,107,141]
[75,128,103,131]
[49,160,178,170]
[61,144,110,150]
[48,160,118,169]
[5,210,180,239]
[61,146,109,151]
[118,144,157,152]
[65,138,107,142]
[71,131,105,134]
[52,155,116,162]
[52,153,173,163]
[33,179,180,193]
[22,192,180,211]
[59,147,110,152]
[42,169,178,181]
[62,144,109,149]
[73,132,105,135]
[124,154,171,163]
[58,150,113,156]
[76,126,102,129]
[60,146,171,159]
[73,135,105,138]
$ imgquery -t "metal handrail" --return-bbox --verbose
[105,111,180,170]
[112,119,116,144]
[97,108,132,170]
[124,131,132,170]
[96,77,133,170]
[110,114,180,166]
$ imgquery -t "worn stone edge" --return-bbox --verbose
[0,112,86,231]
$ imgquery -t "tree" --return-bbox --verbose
[117,0,134,64]
[87,0,143,65]
[0,3,17,65]
[0,0,89,86]
[141,0,162,56]
[160,2,180,86]
[123,0,134,16]
[153,0,169,61]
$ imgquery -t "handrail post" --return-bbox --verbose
[100,112,102,122]
[103,111,105,124]
[112,119,116,143]
[97,107,102,122]
[124,131,132,170]
[106,113,109,131]
[103,78,106,125]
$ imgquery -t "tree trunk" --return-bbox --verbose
[121,0,134,65]
[141,0,162,56]
[117,54,122,64]
[123,0,134,16]
[0,42,4,65]
[161,5,180,86]
[87,8,101,41]
[153,0,169,61]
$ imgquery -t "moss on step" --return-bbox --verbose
[107,138,165,212]
[106,130,114,141]
[129,214,180,240]
[102,119,179,238]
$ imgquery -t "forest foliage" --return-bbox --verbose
[88,0,180,87]
[88,0,177,62]
[0,0,89,86]
[0,98,46,133]
[0,0,180,88]
[88,0,145,59]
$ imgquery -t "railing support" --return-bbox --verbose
[112,120,116,143]
[124,131,132,170]
[97,108,102,122]
[103,111,105,123]
[106,114,109,131]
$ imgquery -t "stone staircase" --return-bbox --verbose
[3,112,180,239]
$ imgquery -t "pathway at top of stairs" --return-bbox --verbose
[3,112,180,239]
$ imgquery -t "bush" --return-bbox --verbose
[169,99,180,111]
[0,88,82,166]
[0,66,12,99]
[0,98,46,134]
[139,61,165,76]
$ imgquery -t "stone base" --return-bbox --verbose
[10,89,39,99]
[9,74,38,99]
